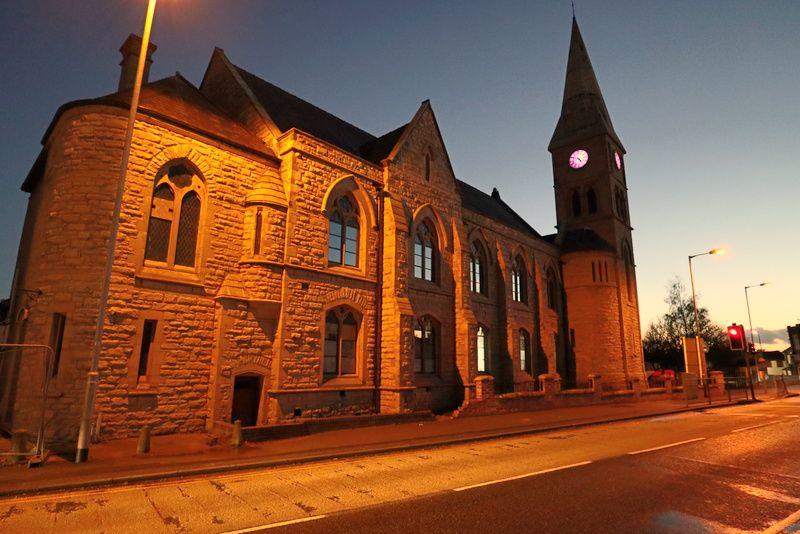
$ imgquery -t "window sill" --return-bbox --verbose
[136,266,204,288]
[326,264,367,278]
[321,375,364,388]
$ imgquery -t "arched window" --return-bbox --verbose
[469,241,487,294]
[144,162,203,268]
[511,255,527,303]
[519,329,531,373]
[414,316,437,374]
[476,326,488,373]
[323,307,358,377]
[328,195,359,267]
[413,220,437,282]
[546,267,558,310]
[587,188,598,214]
[571,190,582,217]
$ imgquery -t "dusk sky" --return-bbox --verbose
[1,0,797,348]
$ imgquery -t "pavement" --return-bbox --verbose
[0,393,798,533]
[0,388,777,498]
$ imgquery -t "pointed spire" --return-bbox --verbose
[549,17,624,151]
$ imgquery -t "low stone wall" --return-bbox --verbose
[453,373,689,418]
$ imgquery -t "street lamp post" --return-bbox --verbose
[687,248,724,380]
[744,282,769,386]
[75,0,158,463]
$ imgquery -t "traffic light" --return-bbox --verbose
[727,324,746,351]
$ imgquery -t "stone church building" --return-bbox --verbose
[1,19,644,447]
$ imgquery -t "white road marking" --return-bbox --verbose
[762,507,800,534]
[627,437,706,455]
[730,483,800,505]
[221,514,327,533]
[731,421,782,433]
[784,415,800,418]
[452,461,592,492]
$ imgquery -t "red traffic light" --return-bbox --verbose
[727,324,746,351]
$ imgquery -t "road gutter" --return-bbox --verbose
[0,399,759,499]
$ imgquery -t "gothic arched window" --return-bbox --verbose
[328,195,359,267]
[323,307,359,377]
[571,190,582,217]
[469,241,487,294]
[414,316,437,374]
[587,188,598,214]
[477,325,489,373]
[511,255,527,303]
[413,220,437,282]
[424,152,431,182]
[519,329,531,373]
[144,162,204,269]
[546,267,559,310]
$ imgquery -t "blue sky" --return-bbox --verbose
[1,1,798,347]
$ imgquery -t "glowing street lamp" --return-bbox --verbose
[75,0,159,463]
[687,248,725,378]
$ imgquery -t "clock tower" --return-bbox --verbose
[548,17,645,388]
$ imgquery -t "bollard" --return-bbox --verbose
[10,429,29,463]
[136,425,151,454]
[231,419,243,448]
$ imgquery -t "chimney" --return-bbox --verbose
[118,34,157,92]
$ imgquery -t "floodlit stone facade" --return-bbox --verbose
[1,20,645,449]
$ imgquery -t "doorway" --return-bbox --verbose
[231,374,262,427]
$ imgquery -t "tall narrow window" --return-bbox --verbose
[546,268,558,310]
[519,329,530,373]
[49,313,66,377]
[253,207,263,255]
[144,162,204,269]
[623,243,635,301]
[328,196,359,267]
[413,220,436,282]
[414,316,437,374]
[511,256,527,303]
[572,190,582,217]
[323,307,359,378]
[175,191,200,267]
[469,241,486,294]
[424,153,431,181]
[587,188,597,214]
[477,326,488,373]
[138,319,157,380]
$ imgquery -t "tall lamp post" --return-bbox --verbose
[687,248,725,379]
[745,282,769,382]
[75,0,159,463]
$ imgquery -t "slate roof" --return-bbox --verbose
[359,124,407,164]
[23,74,276,192]
[456,180,541,239]
[234,66,377,154]
[560,228,616,254]
[549,18,623,151]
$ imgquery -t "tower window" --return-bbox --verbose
[253,207,263,255]
[587,188,597,214]
[571,190,582,217]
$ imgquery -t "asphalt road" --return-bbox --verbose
[1,397,799,533]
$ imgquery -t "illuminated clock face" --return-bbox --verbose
[614,152,622,170]
[569,149,589,169]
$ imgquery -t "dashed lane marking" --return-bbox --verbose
[221,514,327,533]
[452,461,592,492]
[627,438,706,455]
[731,421,782,433]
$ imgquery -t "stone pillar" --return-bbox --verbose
[475,375,495,401]
[539,373,561,400]
[709,370,725,398]
[588,374,602,401]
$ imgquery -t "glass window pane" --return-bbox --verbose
[324,354,338,374]
[341,341,356,374]
[330,219,342,238]
[175,192,201,267]
[145,217,171,262]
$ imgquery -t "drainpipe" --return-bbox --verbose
[374,185,384,413]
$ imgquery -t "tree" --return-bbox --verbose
[643,278,733,371]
